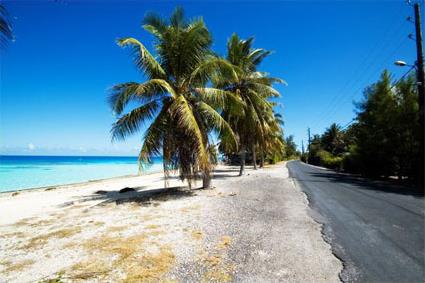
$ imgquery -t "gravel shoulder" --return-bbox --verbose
[0,162,342,282]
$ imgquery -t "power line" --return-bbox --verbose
[318,37,409,126]
[390,65,416,90]
[311,3,409,130]
[332,60,415,132]
[312,19,404,127]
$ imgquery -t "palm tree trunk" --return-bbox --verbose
[239,145,246,176]
[260,148,264,168]
[202,172,211,189]
[252,143,257,170]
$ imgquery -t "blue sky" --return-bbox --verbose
[0,0,417,156]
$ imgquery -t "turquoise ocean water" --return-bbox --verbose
[0,155,163,193]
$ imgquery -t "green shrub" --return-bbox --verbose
[342,145,362,173]
[317,150,343,170]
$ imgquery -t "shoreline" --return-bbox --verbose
[0,169,164,196]
[0,155,164,194]
[1,161,234,196]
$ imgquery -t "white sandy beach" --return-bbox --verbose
[0,163,342,282]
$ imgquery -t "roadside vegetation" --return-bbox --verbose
[110,7,289,187]
[302,71,422,186]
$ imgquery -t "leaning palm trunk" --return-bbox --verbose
[202,171,212,189]
[252,143,257,170]
[239,145,246,176]
[260,148,264,168]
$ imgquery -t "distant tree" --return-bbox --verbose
[309,70,421,183]
[354,70,397,177]
[392,75,420,180]
[307,134,322,165]
[215,33,284,175]
[284,135,297,158]
[321,123,345,155]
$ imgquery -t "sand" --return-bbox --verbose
[0,163,342,282]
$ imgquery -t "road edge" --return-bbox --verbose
[287,160,347,283]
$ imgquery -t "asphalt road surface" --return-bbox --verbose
[288,160,425,283]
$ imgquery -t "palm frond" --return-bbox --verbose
[109,79,175,114]
[169,95,209,166]
[197,101,238,149]
[111,100,160,141]
[189,56,238,85]
[0,3,13,48]
[194,87,243,109]
[138,106,169,166]
[143,12,167,38]
[117,37,166,79]
[248,48,272,67]
[170,7,186,28]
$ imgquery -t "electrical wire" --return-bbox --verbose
[310,2,410,130]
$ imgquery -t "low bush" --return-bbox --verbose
[317,150,343,170]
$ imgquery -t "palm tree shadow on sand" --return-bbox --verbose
[72,186,196,207]
[67,167,241,207]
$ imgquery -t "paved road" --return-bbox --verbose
[288,160,425,283]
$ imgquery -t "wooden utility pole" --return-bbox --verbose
[414,2,424,187]
[307,128,311,164]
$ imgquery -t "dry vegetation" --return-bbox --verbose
[69,232,175,282]
[198,235,235,282]
[22,226,82,250]
[0,185,238,282]
[191,230,204,240]
[2,259,35,273]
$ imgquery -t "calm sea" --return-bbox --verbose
[0,155,163,193]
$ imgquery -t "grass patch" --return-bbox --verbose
[67,233,175,281]
[91,221,105,227]
[191,230,203,241]
[216,236,232,249]
[141,214,160,222]
[14,217,37,227]
[84,234,147,260]
[204,255,221,267]
[107,225,128,233]
[23,226,82,250]
[0,259,12,267]
[2,259,34,273]
[69,259,111,280]
[123,245,175,282]
[147,230,164,237]
[179,204,201,213]
[2,231,26,238]
[30,218,56,227]
[196,235,235,282]
[202,269,232,282]
[145,224,159,230]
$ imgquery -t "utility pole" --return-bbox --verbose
[307,128,311,164]
[414,2,424,187]
[301,140,305,155]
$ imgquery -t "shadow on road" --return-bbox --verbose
[304,170,424,197]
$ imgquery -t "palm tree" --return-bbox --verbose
[321,123,345,155]
[110,8,236,188]
[0,3,13,47]
[215,34,284,175]
[261,110,285,166]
